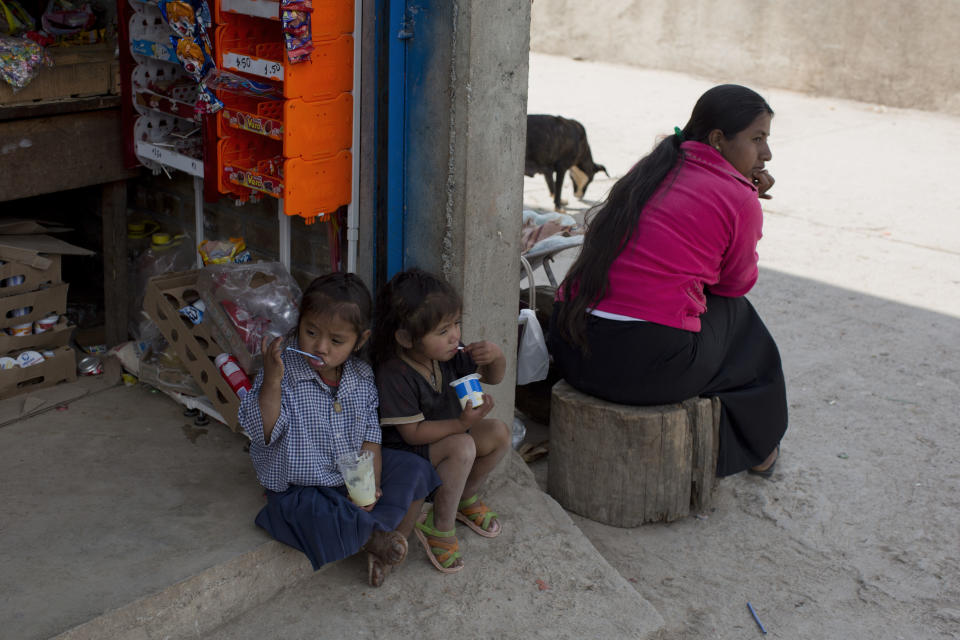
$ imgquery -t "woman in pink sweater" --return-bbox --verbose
[549,84,785,478]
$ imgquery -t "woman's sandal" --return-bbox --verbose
[413,509,464,573]
[455,494,501,538]
[748,445,780,478]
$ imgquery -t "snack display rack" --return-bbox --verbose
[116,0,360,273]
[212,0,355,223]
[125,0,206,177]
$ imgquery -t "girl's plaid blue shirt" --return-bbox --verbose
[239,343,381,493]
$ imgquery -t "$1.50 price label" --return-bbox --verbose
[223,52,284,81]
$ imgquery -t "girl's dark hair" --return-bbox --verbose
[556,84,773,349]
[297,272,373,340]
[370,268,462,367]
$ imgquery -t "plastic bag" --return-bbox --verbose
[196,262,302,374]
[517,308,549,385]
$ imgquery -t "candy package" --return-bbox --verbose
[0,34,51,90]
[198,237,252,265]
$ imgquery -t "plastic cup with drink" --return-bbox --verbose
[335,449,377,507]
[450,373,483,410]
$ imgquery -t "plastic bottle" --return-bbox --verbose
[215,353,251,399]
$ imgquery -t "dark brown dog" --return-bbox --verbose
[525,114,608,212]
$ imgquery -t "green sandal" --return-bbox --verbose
[413,509,464,573]
[456,494,501,538]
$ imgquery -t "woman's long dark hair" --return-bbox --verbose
[555,84,774,349]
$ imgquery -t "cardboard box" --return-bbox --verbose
[0,284,69,333]
[143,271,243,432]
[0,316,73,354]
[0,42,119,106]
[0,345,77,400]
[0,255,61,297]
[0,234,95,270]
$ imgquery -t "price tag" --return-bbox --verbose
[223,52,284,81]
[135,142,204,177]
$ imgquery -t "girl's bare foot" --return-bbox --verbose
[363,529,408,565]
[367,552,393,587]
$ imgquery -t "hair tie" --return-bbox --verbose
[673,126,685,142]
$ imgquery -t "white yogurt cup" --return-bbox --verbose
[450,373,484,410]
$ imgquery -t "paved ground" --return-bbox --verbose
[520,52,960,639]
[2,52,958,639]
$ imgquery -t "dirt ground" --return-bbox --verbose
[520,53,960,639]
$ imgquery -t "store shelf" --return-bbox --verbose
[136,141,204,177]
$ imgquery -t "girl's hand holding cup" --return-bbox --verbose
[359,488,383,512]
[459,392,495,430]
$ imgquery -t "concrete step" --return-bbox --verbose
[2,385,663,640]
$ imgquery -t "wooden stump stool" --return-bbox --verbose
[548,380,720,527]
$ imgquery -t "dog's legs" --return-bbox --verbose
[543,172,557,200]
[553,167,567,212]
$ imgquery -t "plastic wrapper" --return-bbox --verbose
[129,234,197,341]
[281,0,312,63]
[198,237,251,265]
[0,34,52,90]
[196,262,302,374]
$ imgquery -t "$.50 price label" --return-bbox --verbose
[223,52,284,81]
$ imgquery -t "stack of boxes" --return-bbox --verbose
[0,225,93,399]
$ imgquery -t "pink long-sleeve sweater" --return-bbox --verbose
[592,141,763,332]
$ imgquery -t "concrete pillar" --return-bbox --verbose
[403,0,531,423]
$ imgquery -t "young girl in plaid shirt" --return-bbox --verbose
[239,272,440,587]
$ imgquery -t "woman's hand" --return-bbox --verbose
[752,169,775,200]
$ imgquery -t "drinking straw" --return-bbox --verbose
[747,602,767,634]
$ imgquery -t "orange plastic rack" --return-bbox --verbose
[215,15,353,100]
[218,132,352,224]
[215,0,354,33]
[218,92,352,159]
[212,0,354,222]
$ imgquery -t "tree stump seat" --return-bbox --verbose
[547,379,720,527]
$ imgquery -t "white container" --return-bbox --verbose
[33,314,59,334]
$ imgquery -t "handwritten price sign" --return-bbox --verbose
[135,142,204,177]
[223,52,284,81]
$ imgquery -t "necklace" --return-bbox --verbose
[323,365,343,412]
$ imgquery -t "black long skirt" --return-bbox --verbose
[548,294,787,476]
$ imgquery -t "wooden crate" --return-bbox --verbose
[0,42,119,106]
[143,270,243,432]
